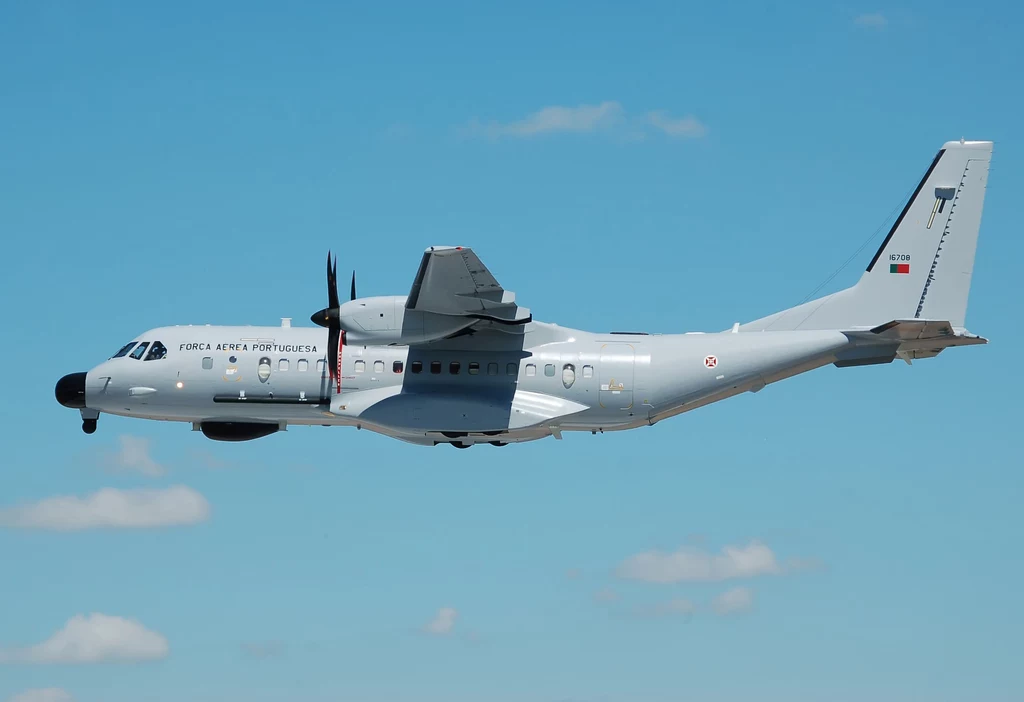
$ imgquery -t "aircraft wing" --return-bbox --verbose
[405,246,531,325]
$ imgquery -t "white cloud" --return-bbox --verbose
[0,486,210,531]
[646,111,708,138]
[6,690,74,702]
[593,587,619,603]
[0,614,168,664]
[854,12,887,28]
[466,101,625,138]
[423,607,458,636]
[616,541,781,584]
[102,435,164,477]
[712,586,754,615]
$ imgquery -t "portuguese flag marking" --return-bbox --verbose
[890,263,910,274]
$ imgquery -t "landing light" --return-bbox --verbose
[176,381,184,389]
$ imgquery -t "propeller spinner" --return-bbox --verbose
[310,252,356,392]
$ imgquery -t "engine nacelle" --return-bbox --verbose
[338,296,477,345]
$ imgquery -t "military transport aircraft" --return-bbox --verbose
[55,139,992,448]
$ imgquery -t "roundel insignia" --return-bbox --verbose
[704,355,718,369]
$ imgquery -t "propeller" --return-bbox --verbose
[310,252,352,392]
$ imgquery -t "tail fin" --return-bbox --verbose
[743,140,992,332]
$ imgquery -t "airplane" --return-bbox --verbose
[55,139,993,448]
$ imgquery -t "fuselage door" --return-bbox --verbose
[598,343,634,410]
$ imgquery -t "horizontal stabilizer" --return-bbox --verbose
[841,318,986,365]
[868,319,987,346]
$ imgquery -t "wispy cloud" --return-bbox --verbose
[712,586,755,615]
[464,102,706,141]
[593,587,619,603]
[6,690,74,702]
[645,111,708,138]
[854,12,887,29]
[101,435,164,477]
[423,607,458,636]
[785,556,828,573]
[0,486,210,531]
[616,541,781,584]
[382,123,415,140]
[0,614,168,664]
[465,101,625,139]
[185,448,235,470]
[241,641,285,659]
[634,597,697,619]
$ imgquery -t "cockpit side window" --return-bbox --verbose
[129,342,150,360]
[144,341,168,361]
[111,342,137,358]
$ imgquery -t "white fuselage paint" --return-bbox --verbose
[82,320,851,446]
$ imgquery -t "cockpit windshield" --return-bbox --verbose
[144,341,168,361]
[111,342,138,359]
[128,342,150,360]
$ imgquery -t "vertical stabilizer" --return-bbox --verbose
[743,140,992,332]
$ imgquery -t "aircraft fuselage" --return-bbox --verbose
[60,320,850,447]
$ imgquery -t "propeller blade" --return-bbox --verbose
[328,327,339,380]
[312,251,344,327]
[327,251,340,311]
[315,250,345,393]
[350,270,356,301]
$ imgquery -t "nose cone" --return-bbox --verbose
[55,372,87,409]
[310,306,339,328]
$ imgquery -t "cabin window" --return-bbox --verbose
[544,363,555,377]
[298,359,308,372]
[202,357,213,370]
[128,342,150,360]
[525,363,536,377]
[411,361,423,374]
[112,342,137,359]
[583,364,594,378]
[143,341,168,361]
[258,357,271,383]
[279,359,289,371]
[487,362,499,376]
[354,360,365,373]
[393,361,404,374]
[374,360,385,374]
[316,359,326,375]
[562,363,576,389]
[468,362,480,375]
[449,361,461,375]
[506,362,518,376]
[430,361,441,374]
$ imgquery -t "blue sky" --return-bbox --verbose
[2,1,1023,701]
